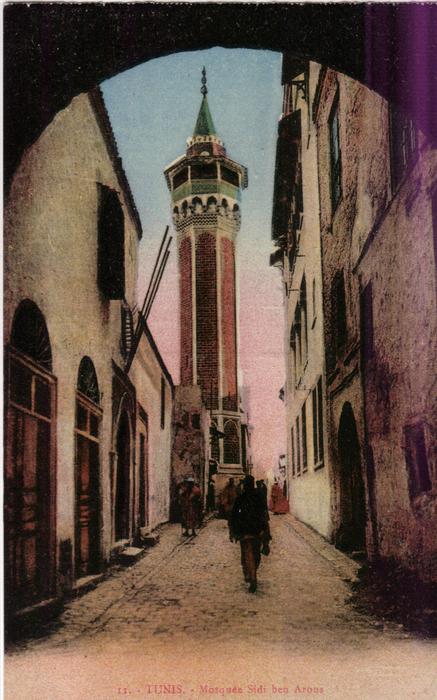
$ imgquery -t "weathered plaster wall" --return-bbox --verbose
[284,62,332,539]
[4,92,174,587]
[132,334,173,531]
[4,93,139,565]
[358,144,437,579]
[315,71,382,544]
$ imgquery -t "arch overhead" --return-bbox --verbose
[5,5,437,187]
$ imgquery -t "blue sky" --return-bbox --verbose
[102,48,286,473]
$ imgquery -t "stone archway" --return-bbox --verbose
[5,5,437,186]
[337,403,366,553]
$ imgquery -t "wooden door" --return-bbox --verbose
[5,351,56,610]
[115,411,131,541]
[75,394,102,578]
[138,410,149,529]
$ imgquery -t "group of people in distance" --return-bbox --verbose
[178,473,289,593]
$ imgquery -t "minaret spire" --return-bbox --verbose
[193,67,216,137]
[201,66,208,97]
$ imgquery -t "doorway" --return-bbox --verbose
[115,410,131,541]
[337,403,366,552]
[75,357,102,578]
[5,300,56,610]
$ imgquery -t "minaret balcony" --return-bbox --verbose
[172,179,241,203]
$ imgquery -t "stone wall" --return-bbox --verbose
[170,385,210,520]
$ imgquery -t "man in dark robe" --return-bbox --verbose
[179,477,201,536]
[229,475,271,593]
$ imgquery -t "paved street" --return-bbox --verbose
[5,516,437,700]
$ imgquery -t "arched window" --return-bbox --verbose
[77,356,100,404]
[181,200,188,217]
[192,197,203,213]
[6,300,56,610]
[11,299,52,371]
[207,196,217,211]
[224,420,240,464]
[75,357,101,578]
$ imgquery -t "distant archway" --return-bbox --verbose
[337,403,366,553]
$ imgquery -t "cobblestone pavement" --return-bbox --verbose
[5,516,437,700]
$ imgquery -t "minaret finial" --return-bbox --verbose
[201,66,208,97]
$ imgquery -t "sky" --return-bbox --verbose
[102,48,286,476]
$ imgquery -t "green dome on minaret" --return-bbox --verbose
[193,67,217,136]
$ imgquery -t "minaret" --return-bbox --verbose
[164,68,248,484]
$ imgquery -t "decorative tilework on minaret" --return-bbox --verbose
[164,68,248,474]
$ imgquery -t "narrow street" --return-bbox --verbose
[6,517,437,699]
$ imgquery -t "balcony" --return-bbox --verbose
[172,179,240,202]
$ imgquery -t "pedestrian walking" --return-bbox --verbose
[179,477,202,537]
[206,479,216,512]
[269,478,289,514]
[219,477,237,521]
[256,479,268,511]
[229,474,271,593]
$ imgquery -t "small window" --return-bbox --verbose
[224,420,240,464]
[191,162,217,180]
[312,278,317,323]
[390,104,417,191]
[296,415,301,476]
[291,426,296,477]
[404,422,431,500]
[331,271,347,354]
[221,165,240,187]
[329,93,342,211]
[160,377,166,430]
[211,420,220,461]
[191,413,201,430]
[312,376,325,467]
[300,277,308,366]
[173,167,189,189]
[97,184,125,300]
[360,282,374,363]
[302,402,308,472]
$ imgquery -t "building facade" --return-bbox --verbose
[271,57,332,538]
[272,53,437,584]
[4,88,173,620]
[164,70,248,496]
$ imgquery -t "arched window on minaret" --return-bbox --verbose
[207,196,217,212]
[192,197,203,214]
[224,419,240,464]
